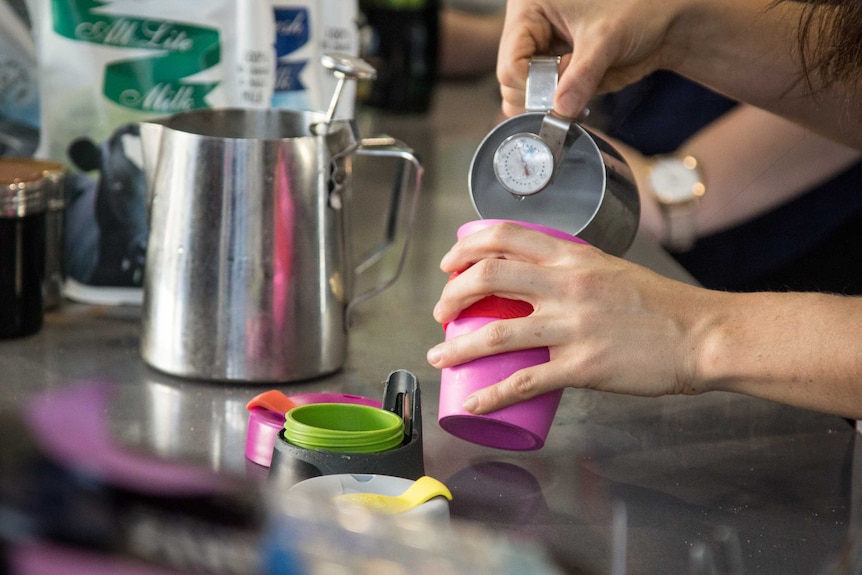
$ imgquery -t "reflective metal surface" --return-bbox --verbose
[139,108,421,382]
[0,78,857,574]
[470,56,639,256]
[470,113,640,256]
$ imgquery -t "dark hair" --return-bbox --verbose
[794,1,862,89]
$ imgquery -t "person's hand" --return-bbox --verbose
[426,222,715,414]
[496,0,689,118]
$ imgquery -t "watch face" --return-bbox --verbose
[649,157,704,204]
[493,133,555,196]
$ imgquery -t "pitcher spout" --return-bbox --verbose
[138,120,165,196]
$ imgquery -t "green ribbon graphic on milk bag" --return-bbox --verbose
[51,0,220,112]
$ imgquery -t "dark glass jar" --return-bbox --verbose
[359,0,439,113]
[0,159,48,339]
[41,162,67,310]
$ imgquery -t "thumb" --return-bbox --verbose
[553,49,604,119]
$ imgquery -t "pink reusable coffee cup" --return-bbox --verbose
[437,219,587,451]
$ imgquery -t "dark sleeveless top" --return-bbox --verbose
[598,71,862,294]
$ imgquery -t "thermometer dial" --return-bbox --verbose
[493,133,555,196]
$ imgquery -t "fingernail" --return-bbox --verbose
[426,347,442,365]
[432,301,442,320]
[556,92,580,120]
[463,395,479,413]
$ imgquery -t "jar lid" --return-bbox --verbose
[39,160,67,210]
[0,158,66,217]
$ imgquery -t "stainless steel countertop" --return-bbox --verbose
[1,77,857,575]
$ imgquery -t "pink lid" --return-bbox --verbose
[245,407,286,467]
[457,219,587,243]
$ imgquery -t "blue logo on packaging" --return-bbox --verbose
[274,8,310,57]
[275,61,307,91]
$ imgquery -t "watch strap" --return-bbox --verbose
[663,202,698,252]
[649,154,704,252]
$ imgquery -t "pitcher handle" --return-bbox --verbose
[345,136,423,327]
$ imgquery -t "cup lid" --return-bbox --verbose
[245,391,382,467]
[283,403,404,453]
[457,218,584,243]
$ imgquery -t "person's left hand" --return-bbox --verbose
[426,221,713,414]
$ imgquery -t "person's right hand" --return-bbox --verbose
[496,0,689,118]
[426,222,713,414]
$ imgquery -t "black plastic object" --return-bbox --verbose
[359,0,439,113]
[269,370,425,488]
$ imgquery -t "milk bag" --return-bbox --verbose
[271,0,359,118]
[25,0,276,303]
[0,0,39,156]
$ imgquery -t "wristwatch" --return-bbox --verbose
[647,154,706,252]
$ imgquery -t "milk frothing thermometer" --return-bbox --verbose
[321,53,377,122]
[491,56,580,197]
[469,56,639,256]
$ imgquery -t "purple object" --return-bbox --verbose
[437,219,586,451]
[10,541,202,575]
[438,316,563,450]
[456,218,585,242]
[24,382,236,495]
[245,407,287,467]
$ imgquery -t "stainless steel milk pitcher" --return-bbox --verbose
[469,57,639,256]
[138,108,422,382]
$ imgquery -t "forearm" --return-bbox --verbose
[680,106,861,236]
[600,104,862,242]
[667,0,862,147]
[439,9,504,78]
[694,291,862,419]
[521,0,862,146]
